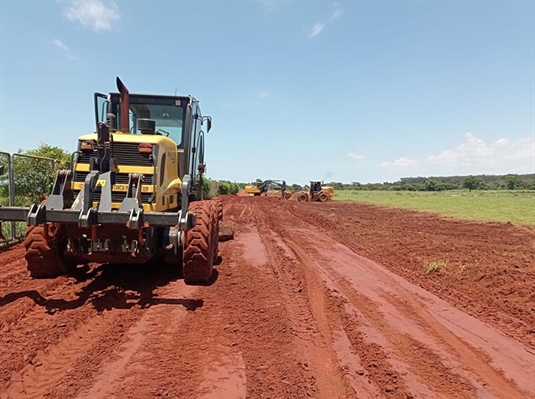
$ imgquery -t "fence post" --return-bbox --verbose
[9,155,15,240]
[10,153,57,240]
[0,151,14,241]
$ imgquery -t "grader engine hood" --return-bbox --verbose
[74,134,160,209]
[73,132,183,211]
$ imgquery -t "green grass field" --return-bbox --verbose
[334,190,535,226]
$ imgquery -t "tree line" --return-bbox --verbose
[322,174,534,192]
[1,143,533,207]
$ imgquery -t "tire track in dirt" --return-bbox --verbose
[0,275,103,391]
[72,281,200,399]
[217,225,311,399]
[245,197,535,399]
[3,310,122,399]
[77,201,312,399]
[0,260,186,399]
[73,313,149,399]
[247,202,420,397]
[296,227,535,399]
[246,200,414,398]
[255,226,352,398]
[284,200,535,349]
[0,245,33,293]
[207,198,317,399]
[277,234,421,399]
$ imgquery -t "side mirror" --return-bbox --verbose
[203,116,212,133]
[0,165,5,176]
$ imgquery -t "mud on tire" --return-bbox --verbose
[211,197,224,221]
[24,223,71,278]
[210,202,220,261]
[183,200,217,285]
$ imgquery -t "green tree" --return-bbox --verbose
[425,179,438,191]
[218,180,240,195]
[505,174,522,190]
[463,176,481,192]
[202,177,212,198]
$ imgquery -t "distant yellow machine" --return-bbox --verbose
[244,180,286,196]
[296,180,335,202]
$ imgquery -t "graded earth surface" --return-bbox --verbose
[0,195,534,399]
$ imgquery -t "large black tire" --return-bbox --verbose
[24,224,72,278]
[183,201,217,285]
[297,193,308,202]
[318,192,329,202]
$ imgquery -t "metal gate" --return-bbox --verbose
[0,152,58,244]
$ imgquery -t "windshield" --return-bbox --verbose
[112,95,187,146]
[130,103,184,145]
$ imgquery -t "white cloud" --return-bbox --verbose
[52,38,77,60]
[347,152,367,160]
[426,133,534,168]
[62,0,120,32]
[308,6,344,39]
[330,9,343,21]
[309,23,325,38]
[53,39,68,51]
[380,133,534,177]
[381,157,419,169]
[259,91,269,99]
[257,0,275,14]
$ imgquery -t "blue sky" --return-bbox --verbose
[0,0,534,184]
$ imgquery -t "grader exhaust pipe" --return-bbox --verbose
[116,77,130,133]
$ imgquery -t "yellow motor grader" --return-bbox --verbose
[0,77,232,284]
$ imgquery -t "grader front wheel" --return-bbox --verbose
[183,200,218,285]
[24,224,74,278]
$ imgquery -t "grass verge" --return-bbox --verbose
[334,190,535,226]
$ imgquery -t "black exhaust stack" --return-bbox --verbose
[116,77,130,133]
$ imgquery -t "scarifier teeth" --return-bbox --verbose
[0,222,5,241]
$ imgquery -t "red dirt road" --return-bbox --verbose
[0,195,533,399]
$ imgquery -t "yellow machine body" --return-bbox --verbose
[244,185,261,195]
[72,132,184,212]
